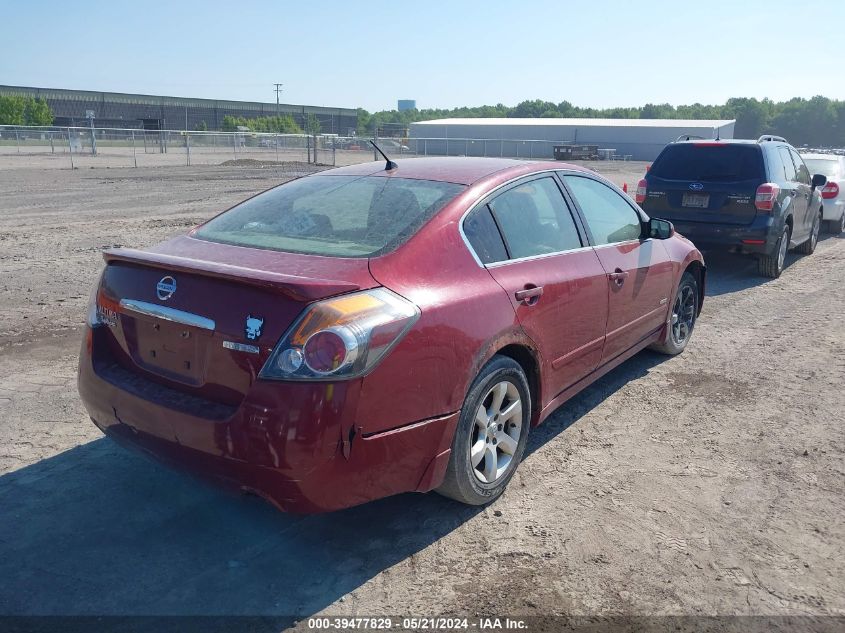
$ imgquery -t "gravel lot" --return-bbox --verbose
[0,160,842,629]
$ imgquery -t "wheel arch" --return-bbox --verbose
[682,260,706,316]
[494,344,542,425]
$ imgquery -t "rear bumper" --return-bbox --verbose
[78,327,459,513]
[670,215,778,255]
[822,199,844,221]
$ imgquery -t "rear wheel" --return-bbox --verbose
[796,210,821,255]
[651,271,698,356]
[437,355,531,506]
[758,224,790,278]
[827,212,845,235]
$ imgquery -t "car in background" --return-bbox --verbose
[78,157,704,513]
[637,136,827,278]
[801,153,845,234]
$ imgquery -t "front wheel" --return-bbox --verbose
[650,271,698,356]
[436,355,531,506]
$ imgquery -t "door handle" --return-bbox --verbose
[515,285,543,305]
[608,269,629,285]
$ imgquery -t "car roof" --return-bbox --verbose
[308,157,588,186]
[673,138,761,146]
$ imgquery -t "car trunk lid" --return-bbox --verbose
[98,236,377,406]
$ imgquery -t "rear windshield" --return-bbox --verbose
[804,158,841,179]
[650,144,764,182]
[195,175,465,257]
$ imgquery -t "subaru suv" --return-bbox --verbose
[637,136,827,278]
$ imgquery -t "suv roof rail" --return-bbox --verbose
[757,135,787,143]
[674,134,706,142]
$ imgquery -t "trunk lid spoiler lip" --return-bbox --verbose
[103,247,364,301]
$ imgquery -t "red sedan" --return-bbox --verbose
[78,157,705,513]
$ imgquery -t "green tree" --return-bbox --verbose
[0,95,27,125]
[194,120,208,131]
[304,113,321,135]
[23,97,53,126]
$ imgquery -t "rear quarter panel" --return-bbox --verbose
[360,184,532,434]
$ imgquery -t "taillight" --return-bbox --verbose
[635,178,648,204]
[85,270,106,328]
[260,287,420,381]
[821,182,839,200]
[754,183,780,212]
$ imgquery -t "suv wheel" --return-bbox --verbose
[437,355,531,506]
[796,210,821,255]
[828,212,845,235]
[651,272,698,355]
[758,224,790,278]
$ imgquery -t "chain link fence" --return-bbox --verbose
[0,125,340,170]
[0,125,636,171]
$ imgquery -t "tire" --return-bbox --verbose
[796,210,821,255]
[650,271,699,356]
[436,355,531,506]
[758,224,790,278]
[827,213,845,235]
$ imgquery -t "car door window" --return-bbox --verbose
[778,148,797,182]
[789,149,811,185]
[463,205,508,264]
[562,175,642,245]
[488,177,582,259]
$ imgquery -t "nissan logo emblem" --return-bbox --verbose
[156,276,177,301]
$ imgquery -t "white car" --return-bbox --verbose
[802,153,845,234]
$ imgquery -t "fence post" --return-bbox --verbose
[131,130,137,168]
[15,129,20,153]
[232,132,237,158]
[50,132,54,154]
[67,128,74,169]
[186,132,191,167]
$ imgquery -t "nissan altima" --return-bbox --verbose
[78,157,705,513]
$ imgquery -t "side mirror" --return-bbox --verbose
[811,173,827,189]
[647,217,675,240]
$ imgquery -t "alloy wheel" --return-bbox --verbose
[777,228,789,271]
[671,284,696,346]
[811,214,820,250]
[470,381,522,484]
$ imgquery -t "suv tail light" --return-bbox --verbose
[754,183,780,212]
[260,287,420,381]
[635,178,648,204]
[821,182,839,200]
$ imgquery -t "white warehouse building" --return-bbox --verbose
[408,118,736,161]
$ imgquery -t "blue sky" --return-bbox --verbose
[2,0,843,112]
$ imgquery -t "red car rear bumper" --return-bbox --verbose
[78,327,459,513]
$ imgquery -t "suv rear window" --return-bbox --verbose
[804,158,842,180]
[195,175,465,257]
[650,144,764,182]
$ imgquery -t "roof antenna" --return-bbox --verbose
[369,140,398,171]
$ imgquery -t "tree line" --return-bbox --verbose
[0,96,54,126]
[358,96,845,148]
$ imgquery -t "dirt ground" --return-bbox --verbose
[0,159,842,630]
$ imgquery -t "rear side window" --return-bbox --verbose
[195,175,465,257]
[778,147,797,181]
[563,175,642,245]
[650,144,764,182]
[463,206,507,264]
[488,177,582,259]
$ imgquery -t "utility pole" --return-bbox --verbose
[273,83,283,118]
